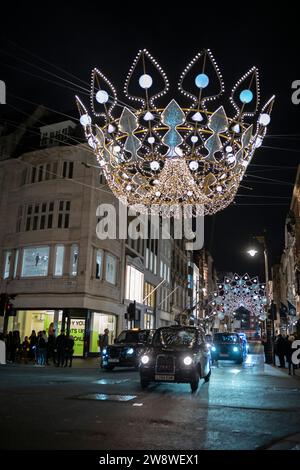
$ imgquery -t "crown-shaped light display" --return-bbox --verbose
[210,273,267,321]
[76,49,275,216]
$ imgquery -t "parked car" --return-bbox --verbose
[102,329,154,370]
[211,332,246,364]
[139,325,212,392]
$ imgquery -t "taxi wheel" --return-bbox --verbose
[140,377,149,389]
[236,357,243,365]
[190,373,199,393]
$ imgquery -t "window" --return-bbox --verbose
[31,167,36,184]
[70,244,79,276]
[62,161,73,179]
[25,202,54,231]
[13,250,19,278]
[54,245,65,276]
[125,265,143,302]
[105,254,117,285]
[3,251,12,279]
[144,282,156,307]
[21,246,50,277]
[58,200,71,228]
[38,165,44,182]
[95,249,103,279]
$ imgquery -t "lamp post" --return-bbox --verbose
[247,234,274,364]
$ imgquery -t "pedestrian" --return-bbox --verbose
[47,325,56,365]
[261,334,268,363]
[275,334,286,368]
[29,330,37,362]
[64,334,75,367]
[286,335,296,375]
[55,331,66,367]
[98,328,109,366]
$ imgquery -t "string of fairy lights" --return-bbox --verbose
[75,48,275,216]
[1,41,298,210]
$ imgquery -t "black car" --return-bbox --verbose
[139,325,212,392]
[211,332,246,364]
[102,329,154,370]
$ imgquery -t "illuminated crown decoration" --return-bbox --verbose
[76,49,275,216]
[210,274,267,321]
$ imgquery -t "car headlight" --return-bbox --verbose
[183,356,193,366]
[233,346,239,352]
[102,348,107,355]
[211,346,216,352]
[141,355,149,364]
[127,347,134,355]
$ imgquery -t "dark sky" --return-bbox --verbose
[1,3,299,280]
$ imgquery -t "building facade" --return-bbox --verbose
[0,114,191,355]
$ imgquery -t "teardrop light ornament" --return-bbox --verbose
[124,49,169,109]
[178,49,225,109]
[90,68,118,120]
[230,67,260,119]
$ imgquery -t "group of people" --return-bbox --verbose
[262,332,298,375]
[274,333,298,375]
[1,322,75,367]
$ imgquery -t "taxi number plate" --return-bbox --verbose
[155,374,175,381]
[108,358,119,363]
[219,353,229,357]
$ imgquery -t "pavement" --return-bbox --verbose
[1,343,300,450]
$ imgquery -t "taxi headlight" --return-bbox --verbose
[127,348,134,355]
[233,346,239,352]
[211,346,216,352]
[102,348,107,355]
[141,355,149,364]
[183,356,193,366]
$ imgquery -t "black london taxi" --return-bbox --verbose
[211,332,247,364]
[101,328,154,370]
[139,325,212,392]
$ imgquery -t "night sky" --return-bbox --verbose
[1,4,299,280]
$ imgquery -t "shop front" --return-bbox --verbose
[6,309,117,358]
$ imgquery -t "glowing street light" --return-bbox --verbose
[247,249,258,257]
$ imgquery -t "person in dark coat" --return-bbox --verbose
[64,334,75,367]
[285,335,296,375]
[55,332,66,367]
[275,334,286,368]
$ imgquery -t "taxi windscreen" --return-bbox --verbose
[153,328,196,349]
[213,333,239,343]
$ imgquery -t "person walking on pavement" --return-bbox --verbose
[55,331,66,367]
[98,328,109,367]
[286,335,296,375]
[64,334,75,367]
[275,334,286,368]
[261,334,268,363]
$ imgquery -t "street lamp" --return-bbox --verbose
[247,249,258,257]
[246,235,275,364]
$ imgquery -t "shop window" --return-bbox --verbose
[70,244,79,276]
[54,245,65,276]
[125,265,144,302]
[21,246,50,277]
[89,312,116,353]
[13,250,19,278]
[105,254,117,285]
[95,249,103,279]
[3,250,12,279]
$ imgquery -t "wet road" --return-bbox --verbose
[0,344,300,450]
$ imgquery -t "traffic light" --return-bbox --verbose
[0,294,16,316]
[0,294,8,317]
[126,301,136,321]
